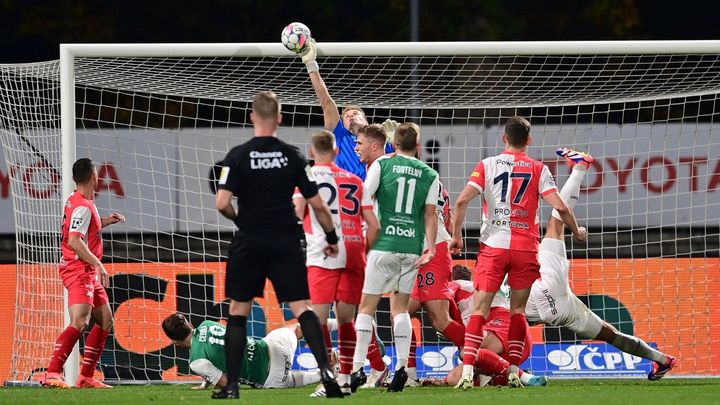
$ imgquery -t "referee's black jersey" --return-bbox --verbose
[218,136,318,232]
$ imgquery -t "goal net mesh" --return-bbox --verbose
[1,50,718,382]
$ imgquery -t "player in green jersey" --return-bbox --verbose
[351,122,440,393]
[162,314,321,390]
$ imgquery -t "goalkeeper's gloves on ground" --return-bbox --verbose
[382,119,399,144]
[301,39,319,73]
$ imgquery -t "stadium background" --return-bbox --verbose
[1,0,720,382]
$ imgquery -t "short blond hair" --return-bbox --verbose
[253,91,280,120]
[358,124,387,145]
[311,130,336,154]
[394,122,420,152]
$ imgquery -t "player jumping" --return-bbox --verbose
[299,37,395,179]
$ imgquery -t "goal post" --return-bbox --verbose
[1,40,719,385]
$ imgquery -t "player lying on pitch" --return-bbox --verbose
[162,313,322,389]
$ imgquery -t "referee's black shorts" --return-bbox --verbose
[225,226,309,303]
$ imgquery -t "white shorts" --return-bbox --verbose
[525,239,603,339]
[262,327,297,388]
[363,250,420,295]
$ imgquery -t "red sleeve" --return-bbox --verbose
[468,161,485,190]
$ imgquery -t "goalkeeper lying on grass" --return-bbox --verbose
[162,313,321,389]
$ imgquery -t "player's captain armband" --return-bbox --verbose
[305,165,316,182]
[218,166,230,185]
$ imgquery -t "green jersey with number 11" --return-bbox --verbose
[365,154,439,255]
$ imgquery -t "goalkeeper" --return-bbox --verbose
[162,314,321,389]
[299,37,396,180]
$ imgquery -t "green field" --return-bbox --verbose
[1,379,719,404]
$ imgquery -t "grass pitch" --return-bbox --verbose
[1,379,719,404]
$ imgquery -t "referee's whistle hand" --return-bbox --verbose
[323,244,339,258]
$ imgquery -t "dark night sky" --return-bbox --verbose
[0,0,719,63]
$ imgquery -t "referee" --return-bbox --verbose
[214,91,343,399]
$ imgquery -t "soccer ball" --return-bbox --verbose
[281,22,312,53]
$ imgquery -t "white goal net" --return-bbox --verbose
[0,42,718,383]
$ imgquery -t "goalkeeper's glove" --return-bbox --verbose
[382,118,399,144]
[300,38,319,73]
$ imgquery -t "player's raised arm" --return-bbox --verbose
[300,39,341,131]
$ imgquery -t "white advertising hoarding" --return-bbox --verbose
[0,124,717,234]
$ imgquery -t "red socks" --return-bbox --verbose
[442,320,466,348]
[408,329,417,368]
[338,322,356,375]
[462,314,486,365]
[507,313,528,366]
[367,327,386,371]
[321,324,334,363]
[81,325,109,377]
[47,326,82,373]
[476,349,509,375]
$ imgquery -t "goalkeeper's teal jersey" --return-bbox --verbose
[189,321,270,386]
[365,154,439,255]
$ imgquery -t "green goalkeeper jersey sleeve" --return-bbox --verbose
[189,321,270,386]
[365,154,439,255]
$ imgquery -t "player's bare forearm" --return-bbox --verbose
[545,193,578,233]
[101,212,125,228]
[309,71,340,130]
[445,209,454,235]
[451,185,479,239]
[424,205,438,256]
[451,199,469,240]
[68,235,103,268]
[558,205,582,236]
[307,194,335,233]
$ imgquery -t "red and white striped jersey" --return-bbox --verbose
[295,162,372,270]
[60,191,103,272]
[468,151,557,252]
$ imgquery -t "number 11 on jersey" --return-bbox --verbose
[394,177,416,214]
